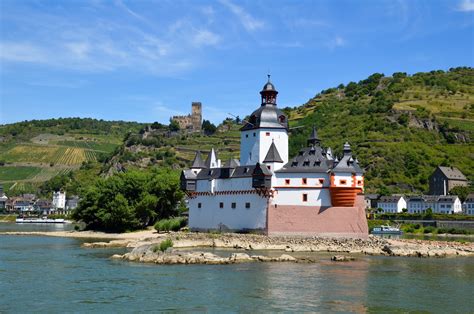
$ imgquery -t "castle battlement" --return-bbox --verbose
[172,102,202,132]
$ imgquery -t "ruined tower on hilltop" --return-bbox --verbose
[172,102,202,132]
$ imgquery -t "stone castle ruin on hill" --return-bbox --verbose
[172,102,202,132]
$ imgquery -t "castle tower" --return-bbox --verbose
[240,76,289,166]
[191,102,202,131]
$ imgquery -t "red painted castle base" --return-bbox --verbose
[267,195,368,238]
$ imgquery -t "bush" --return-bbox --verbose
[423,226,435,234]
[152,239,173,252]
[154,217,187,232]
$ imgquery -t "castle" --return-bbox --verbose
[172,102,202,132]
[180,77,368,238]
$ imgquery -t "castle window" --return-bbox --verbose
[266,132,270,136]
[219,202,224,208]
[302,194,308,202]
[267,166,271,170]
[246,134,248,138]
[340,180,347,185]
[302,178,307,185]
[231,202,236,209]
[285,179,290,185]
[198,203,202,209]
[357,180,362,185]
[279,115,286,123]
[253,132,256,137]
[319,179,324,184]
[245,202,251,209]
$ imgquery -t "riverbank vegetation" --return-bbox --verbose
[72,167,184,232]
[154,217,187,232]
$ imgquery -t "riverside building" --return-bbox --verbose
[180,77,368,237]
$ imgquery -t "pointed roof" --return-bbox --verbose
[205,148,218,168]
[307,126,321,146]
[191,151,206,168]
[224,158,240,168]
[263,141,283,163]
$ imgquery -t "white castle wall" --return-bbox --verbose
[240,128,288,166]
[272,173,332,207]
[188,194,268,231]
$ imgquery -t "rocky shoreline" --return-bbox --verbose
[2,229,473,260]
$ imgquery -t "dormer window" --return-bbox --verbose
[291,161,298,167]
[244,167,249,173]
[298,151,304,156]
[279,115,286,123]
[303,159,310,166]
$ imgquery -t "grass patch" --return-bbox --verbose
[152,239,173,252]
[154,217,187,232]
[0,166,42,181]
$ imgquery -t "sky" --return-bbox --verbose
[1,0,473,125]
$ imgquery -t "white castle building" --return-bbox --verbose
[181,77,368,237]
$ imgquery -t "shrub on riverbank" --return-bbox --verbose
[152,239,174,252]
[154,217,187,232]
[72,167,184,232]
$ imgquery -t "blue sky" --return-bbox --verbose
[1,0,473,125]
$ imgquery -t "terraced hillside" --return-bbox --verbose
[0,118,144,194]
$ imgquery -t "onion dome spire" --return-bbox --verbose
[260,74,278,105]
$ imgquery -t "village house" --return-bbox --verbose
[0,186,8,211]
[52,191,66,211]
[377,195,406,213]
[429,166,468,195]
[364,194,379,210]
[464,193,474,215]
[181,77,367,238]
[66,196,80,212]
[437,195,462,214]
[34,199,52,215]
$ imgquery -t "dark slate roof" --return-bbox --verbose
[196,165,256,180]
[407,195,425,202]
[307,126,321,146]
[465,193,474,202]
[277,144,332,173]
[182,169,198,180]
[263,141,283,163]
[254,162,272,176]
[191,151,206,169]
[241,104,288,131]
[223,159,240,168]
[437,166,467,181]
[332,143,364,174]
[438,195,459,202]
[364,194,380,200]
[379,195,404,202]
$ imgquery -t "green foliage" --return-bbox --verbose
[202,119,217,135]
[72,167,184,232]
[152,239,174,253]
[154,217,187,232]
[449,185,474,203]
[0,166,42,181]
[169,119,180,132]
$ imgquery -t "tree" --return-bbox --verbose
[72,168,184,232]
[449,186,473,203]
[402,208,408,213]
[169,119,180,132]
[202,120,217,135]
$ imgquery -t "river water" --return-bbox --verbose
[1,223,473,313]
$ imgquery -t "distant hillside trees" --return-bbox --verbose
[72,168,184,232]
[202,120,217,135]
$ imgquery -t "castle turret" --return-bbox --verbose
[240,76,289,166]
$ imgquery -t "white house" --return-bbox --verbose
[464,193,474,215]
[181,77,368,238]
[437,195,462,214]
[52,191,66,210]
[377,196,406,213]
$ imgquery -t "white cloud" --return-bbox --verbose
[219,0,264,31]
[326,36,346,49]
[65,42,90,59]
[0,42,48,63]
[457,0,474,11]
[192,30,220,47]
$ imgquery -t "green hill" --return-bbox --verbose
[1,67,473,197]
[0,118,145,194]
